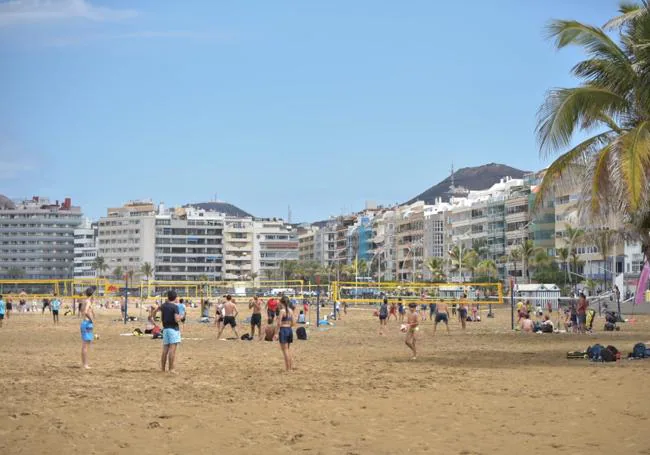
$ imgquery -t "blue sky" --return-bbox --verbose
[0,0,619,221]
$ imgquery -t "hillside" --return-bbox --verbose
[405,163,528,205]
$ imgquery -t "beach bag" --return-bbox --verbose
[541,324,553,334]
[604,322,616,331]
[632,343,647,359]
[296,326,307,340]
[240,333,252,341]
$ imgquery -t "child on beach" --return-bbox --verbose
[51,294,61,325]
[80,288,96,370]
[379,298,389,335]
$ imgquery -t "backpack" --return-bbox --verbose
[296,326,307,340]
[600,347,616,362]
[632,343,647,359]
[240,333,252,341]
[587,344,604,361]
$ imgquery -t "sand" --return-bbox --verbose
[0,303,649,455]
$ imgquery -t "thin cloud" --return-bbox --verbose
[46,29,234,47]
[0,136,45,179]
[0,0,137,27]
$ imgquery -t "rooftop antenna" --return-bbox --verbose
[288,205,292,224]
[450,162,455,189]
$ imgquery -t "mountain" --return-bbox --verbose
[405,163,529,205]
[185,201,253,218]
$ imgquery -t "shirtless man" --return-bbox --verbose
[249,295,263,340]
[405,303,419,360]
[433,299,450,335]
[80,288,96,369]
[213,298,224,331]
[217,295,239,340]
[521,314,534,333]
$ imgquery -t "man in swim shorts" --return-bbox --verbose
[217,295,239,340]
[80,288,96,369]
[249,295,263,340]
[42,297,51,314]
[153,290,182,373]
[405,303,419,360]
[51,293,61,325]
[433,300,450,334]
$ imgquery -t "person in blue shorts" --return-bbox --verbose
[398,298,405,322]
[153,290,182,373]
[433,300,450,335]
[51,293,61,325]
[80,288,96,370]
[177,298,187,325]
[0,294,6,328]
[276,295,295,371]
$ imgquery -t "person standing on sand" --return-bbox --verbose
[266,296,279,324]
[433,300,450,335]
[577,293,588,334]
[51,293,61,325]
[389,300,397,321]
[458,295,468,330]
[5,296,12,320]
[153,290,182,373]
[0,295,6,328]
[378,298,389,335]
[398,298,405,322]
[249,295,263,340]
[80,288,96,369]
[275,295,295,371]
[405,303,419,360]
[217,295,240,340]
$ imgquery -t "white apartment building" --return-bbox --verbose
[254,219,299,279]
[0,196,83,279]
[298,226,317,262]
[73,220,98,278]
[423,200,452,280]
[154,207,224,281]
[312,222,337,267]
[223,218,254,280]
[96,201,157,275]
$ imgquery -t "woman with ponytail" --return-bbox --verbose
[276,295,295,371]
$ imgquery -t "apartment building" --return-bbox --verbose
[96,201,156,274]
[423,200,452,280]
[313,222,337,267]
[253,219,299,279]
[298,226,317,262]
[73,220,98,278]
[154,207,224,281]
[0,196,83,279]
[396,202,426,281]
[223,218,254,280]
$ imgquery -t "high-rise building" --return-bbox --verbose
[154,207,224,281]
[253,219,299,279]
[298,226,317,262]
[96,201,157,275]
[0,196,83,279]
[74,220,98,278]
[222,218,254,280]
[313,222,337,267]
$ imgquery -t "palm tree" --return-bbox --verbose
[113,266,124,281]
[589,228,623,292]
[426,257,446,281]
[472,239,489,260]
[448,245,476,282]
[535,2,650,255]
[556,247,570,281]
[476,259,497,281]
[92,256,108,278]
[140,262,153,282]
[508,249,522,281]
[517,239,541,283]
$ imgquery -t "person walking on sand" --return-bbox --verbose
[5,296,12,320]
[217,295,240,340]
[80,288,96,370]
[389,300,397,321]
[249,295,263,340]
[398,298,405,322]
[275,295,295,371]
[458,295,468,330]
[404,303,419,360]
[51,293,61,325]
[152,290,183,373]
[433,300,450,335]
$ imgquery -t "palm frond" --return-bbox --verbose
[620,121,650,210]
[604,2,648,30]
[547,20,631,63]
[533,130,613,210]
[536,87,627,155]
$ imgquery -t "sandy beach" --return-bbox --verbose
[0,303,649,455]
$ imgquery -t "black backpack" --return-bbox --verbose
[240,333,252,341]
[296,326,307,340]
[601,347,616,362]
[587,344,604,361]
